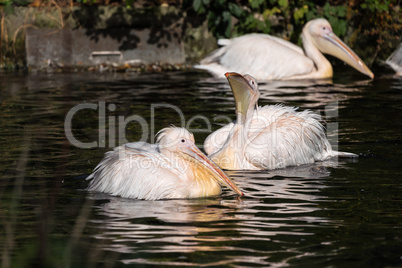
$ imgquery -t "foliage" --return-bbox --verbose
[185,0,356,41]
[353,0,401,60]
[0,0,400,68]
[74,0,98,5]
[187,0,400,61]
[322,3,347,36]
[0,0,31,15]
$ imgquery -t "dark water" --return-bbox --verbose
[0,70,401,267]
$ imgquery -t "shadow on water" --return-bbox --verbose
[0,71,401,267]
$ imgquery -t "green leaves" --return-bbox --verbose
[193,0,205,14]
[187,0,398,59]
[361,0,391,12]
[294,5,309,24]
[249,0,265,9]
[323,3,348,37]
[278,0,288,9]
[1,0,15,15]
[228,2,243,18]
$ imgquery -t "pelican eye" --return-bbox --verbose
[181,139,186,143]
[248,79,257,90]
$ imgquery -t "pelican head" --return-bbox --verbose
[304,18,374,79]
[225,72,260,124]
[157,127,243,196]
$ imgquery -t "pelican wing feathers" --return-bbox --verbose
[244,105,332,169]
[198,34,314,80]
[87,142,187,200]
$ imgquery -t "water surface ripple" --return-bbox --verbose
[0,71,401,267]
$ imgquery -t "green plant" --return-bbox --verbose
[354,0,401,61]
[187,0,400,62]
[323,3,348,36]
[187,1,352,41]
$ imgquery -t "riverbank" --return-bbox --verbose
[0,4,215,72]
[0,2,400,73]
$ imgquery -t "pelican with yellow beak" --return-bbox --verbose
[196,18,374,80]
[87,127,243,200]
[204,73,357,170]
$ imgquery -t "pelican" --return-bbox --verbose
[204,72,357,170]
[87,127,243,200]
[196,18,374,80]
[386,43,402,76]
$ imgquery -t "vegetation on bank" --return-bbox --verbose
[0,0,400,71]
[186,0,400,50]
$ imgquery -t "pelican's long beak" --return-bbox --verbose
[317,32,374,79]
[182,143,244,196]
[225,72,258,124]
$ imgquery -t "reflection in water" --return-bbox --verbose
[87,160,353,266]
[198,75,372,110]
[89,195,239,264]
[93,195,229,223]
[257,79,371,109]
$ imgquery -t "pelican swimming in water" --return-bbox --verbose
[87,127,243,200]
[386,43,402,76]
[204,72,357,170]
[196,18,374,80]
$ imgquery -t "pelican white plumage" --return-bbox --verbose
[385,43,402,76]
[196,18,374,80]
[87,127,243,200]
[204,72,357,170]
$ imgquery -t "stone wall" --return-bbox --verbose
[0,5,217,71]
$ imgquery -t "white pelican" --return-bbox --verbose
[196,18,374,80]
[204,72,357,170]
[386,43,402,76]
[87,127,243,200]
